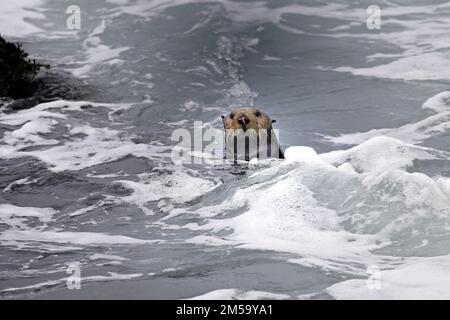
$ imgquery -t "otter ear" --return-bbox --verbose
[271,119,277,123]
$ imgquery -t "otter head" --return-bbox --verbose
[221,107,284,160]
[221,107,275,133]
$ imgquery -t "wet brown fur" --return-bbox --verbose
[221,107,284,160]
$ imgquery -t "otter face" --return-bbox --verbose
[221,107,284,160]
[221,108,274,132]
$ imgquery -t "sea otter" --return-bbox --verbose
[221,107,284,161]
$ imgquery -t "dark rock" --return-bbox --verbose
[0,35,87,112]
[0,34,49,99]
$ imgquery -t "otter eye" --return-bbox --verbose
[255,111,261,117]
[230,113,235,119]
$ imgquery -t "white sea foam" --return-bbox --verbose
[0,203,156,251]
[89,253,129,261]
[0,98,220,227]
[69,197,120,217]
[326,254,450,299]
[324,4,450,80]
[186,136,450,274]
[0,204,55,229]
[0,0,45,37]
[101,0,450,80]
[2,118,60,149]
[0,100,126,126]
[69,20,130,77]
[4,0,449,82]
[187,147,381,273]
[422,91,450,113]
[335,52,450,81]
[0,100,169,172]
[0,229,156,245]
[325,91,450,145]
[319,136,436,172]
[117,170,219,214]
[15,124,165,172]
[3,177,39,192]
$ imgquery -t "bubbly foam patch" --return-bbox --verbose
[0,99,221,252]
[325,91,450,145]
[0,203,157,251]
[117,170,219,214]
[187,143,383,273]
[69,20,130,77]
[0,204,55,229]
[334,52,450,81]
[0,229,155,245]
[320,136,436,172]
[186,136,450,274]
[326,4,450,80]
[326,254,450,299]
[0,100,169,172]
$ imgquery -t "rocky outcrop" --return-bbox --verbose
[0,35,85,112]
[0,35,49,99]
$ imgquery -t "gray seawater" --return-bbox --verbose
[1,0,450,299]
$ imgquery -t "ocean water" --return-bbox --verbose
[1,0,450,299]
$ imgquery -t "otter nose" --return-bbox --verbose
[238,115,249,127]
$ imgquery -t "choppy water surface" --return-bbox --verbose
[1,0,450,299]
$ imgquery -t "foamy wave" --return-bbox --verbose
[0,204,55,229]
[327,4,450,80]
[69,20,130,77]
[116,170,220,214]
[319,136,438,172]
[335,52,450,81]
[0,100,169,172]
[325,91,450,145]
[186,136,450,274]
[0,0,45,37]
